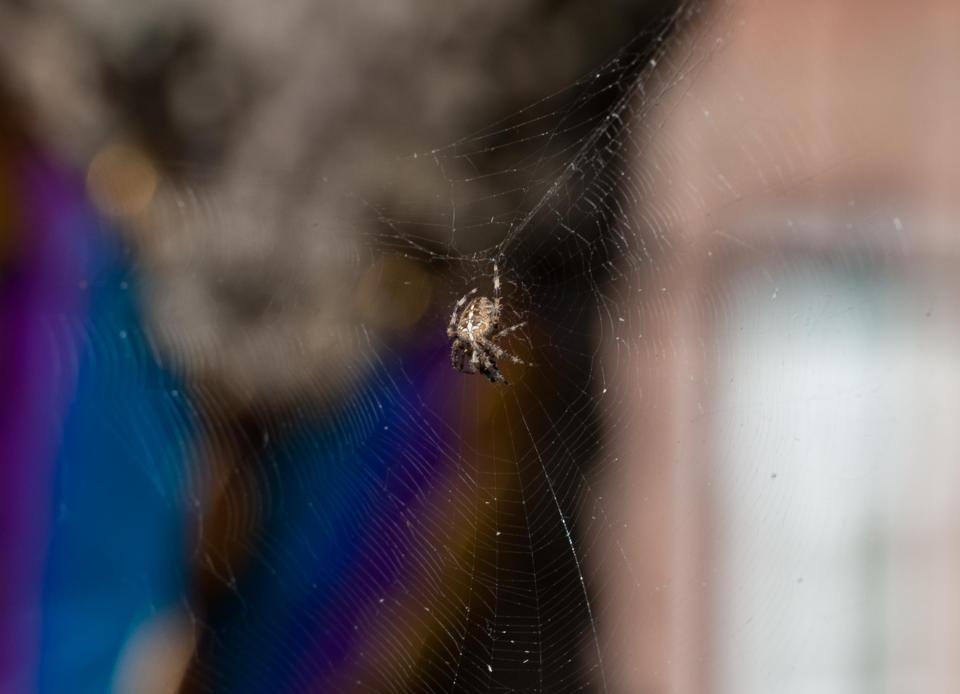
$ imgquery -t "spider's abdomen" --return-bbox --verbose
[458,297,496,337]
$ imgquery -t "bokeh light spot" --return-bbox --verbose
[86,142,157,219]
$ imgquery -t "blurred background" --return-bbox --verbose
[2,0,960,692]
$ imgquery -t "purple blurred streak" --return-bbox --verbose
[0,150,90,691]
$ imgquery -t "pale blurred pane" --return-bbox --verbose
[712,256,960,694]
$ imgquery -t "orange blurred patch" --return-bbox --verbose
[86,142,157,219]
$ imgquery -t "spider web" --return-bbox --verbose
[40,0,944,691]
[167,5,725,690]
[324,11,728,687]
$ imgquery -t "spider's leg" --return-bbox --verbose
[476,336,529,366]
[451,340,465,371]
[493,321,526,340]
[491,261,501,326]
[448,288,478,336]
[479,352,506,384]
[461,347,478,374]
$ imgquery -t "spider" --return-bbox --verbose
[447,262,528,384]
